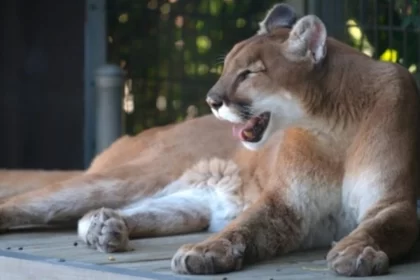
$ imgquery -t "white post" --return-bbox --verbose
[95,64,124,154]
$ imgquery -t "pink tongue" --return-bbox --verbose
[232,117,258,140]
[232,125,246,140]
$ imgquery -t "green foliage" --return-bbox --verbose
[343,0,419,70]
[107,0,419,135]
[107,0,282,134]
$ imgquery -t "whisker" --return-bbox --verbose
[216,54,226,60]
[214,52,228,64]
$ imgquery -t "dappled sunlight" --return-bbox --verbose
[409,64,417,73]
[174,40,185,50]
[347,19,363,40]
[210,65,223,75]
[380,49,399,63]
[197,64,210,75]
[156,96,167,111]
[123,79,134,114]
[118,13,128,23]
[196,20,205,30]
[209,0,223,16]
[175,16,184,28]
[196,36,212,54]
[346,19,374,57]
[186,105,199,120]
[160,3,171,15]
[236,18,246,28]
[106,0,419,134]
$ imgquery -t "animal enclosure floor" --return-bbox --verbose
[0,228,419,280]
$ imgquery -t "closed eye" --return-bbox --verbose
[237,70,252,83]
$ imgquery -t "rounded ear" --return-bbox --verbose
[257,3,297,35]
[285,15,327,63]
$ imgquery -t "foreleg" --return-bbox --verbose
[170,190,304,274]
[327,199,418,276]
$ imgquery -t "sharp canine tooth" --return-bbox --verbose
[243,130,253,138]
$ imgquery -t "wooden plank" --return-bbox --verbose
[109,255,420,280]
[0,230,211,265]
[0,251,183,280]
[1,230,420,280]
[108,252,331,280]
[0,256,141,280]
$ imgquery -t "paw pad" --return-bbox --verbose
[78,208,130,253]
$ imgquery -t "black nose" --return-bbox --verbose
[206,94,223,110]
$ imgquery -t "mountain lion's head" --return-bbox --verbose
[206,4,329,150]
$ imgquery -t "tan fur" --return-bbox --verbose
[0,170,82,202]
[0,4,419,277]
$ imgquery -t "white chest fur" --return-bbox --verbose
[342,170,384,223]
[287,169,385,249]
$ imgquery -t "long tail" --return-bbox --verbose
[0,169,83,202]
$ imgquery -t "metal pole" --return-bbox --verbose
[84,0,106,168]
[95,64,124,154]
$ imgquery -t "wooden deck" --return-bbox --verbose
[1,228,419,280]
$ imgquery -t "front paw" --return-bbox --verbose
[78,208,130,253]
[327,238,389,276]
[171,238,245,275]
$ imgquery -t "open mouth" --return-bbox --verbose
[232,112,271,142]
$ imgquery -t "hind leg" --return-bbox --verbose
[0,164,175,230]
[0,170,82,202]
